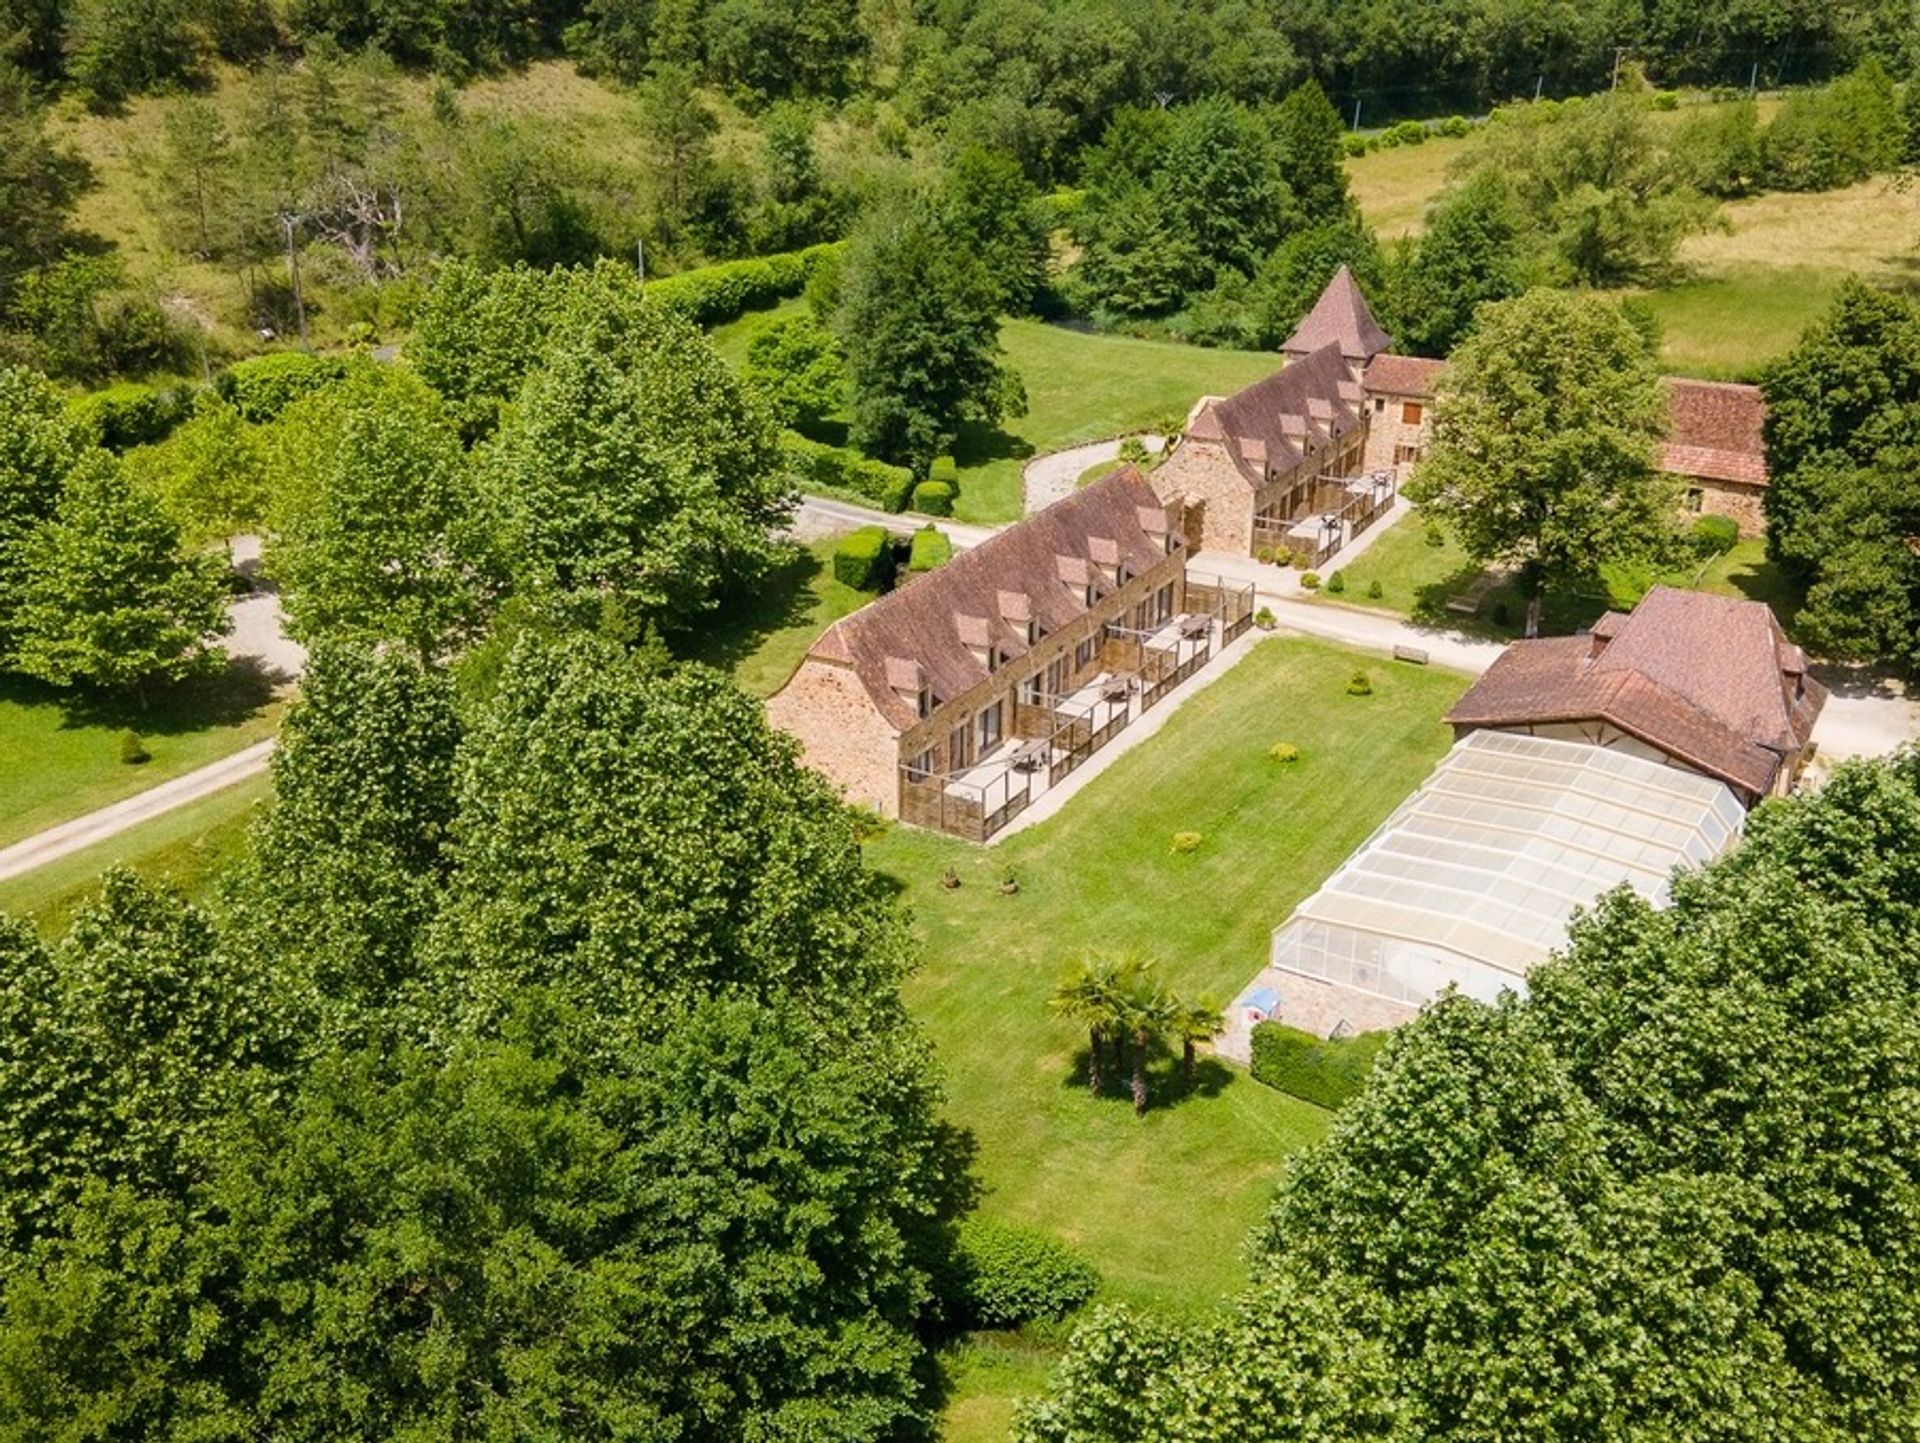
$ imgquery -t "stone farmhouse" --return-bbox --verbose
[767,468,1253,841]
[1445,585,1826,806]
[1151,268,1775,565]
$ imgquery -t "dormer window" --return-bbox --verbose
[1084,582,1098,608]
[1027,618,1043,644]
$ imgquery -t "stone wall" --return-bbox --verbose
[1149,439,1255,553]
[765,659,903,816]
[1686,477,1766,538]
[1360,390,1433,478]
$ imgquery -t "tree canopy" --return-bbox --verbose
[1408,288,1675,635]
[1761,281,1920,670]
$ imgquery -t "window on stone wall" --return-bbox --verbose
[1402,401,1424,425]
[905,748,935,781]
[1394,443,1423,466]
[1685,487,1703,513]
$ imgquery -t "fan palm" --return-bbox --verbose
[1049,957,1127,1096]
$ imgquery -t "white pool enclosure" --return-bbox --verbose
[1269,729,1746,1008]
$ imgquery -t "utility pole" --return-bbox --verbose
[1351,98,1362,130]
[1610,46,1627,90]
[636,236,645,288]
[1534,73,1544,101]
[1748,60,1759,97]
[281,212,308,350]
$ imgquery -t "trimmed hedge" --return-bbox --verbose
[1248,1021,1388,1110]
[908,525,952,573]
[649,243,843,328]
[216,352,348,423]
[912,480,955,516]
[69,382,192,450]
[834,526,894,591]
[1691,513,1740,557]
[927,454,959,486]
[948,1218,1099,1328]
[782,432,914,512]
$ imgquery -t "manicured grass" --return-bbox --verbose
[0,668,283,848]
[1630,266,1844,381]
[950,322,1277,523]
[0,773,268,937]
[936,1330,1068,1443]
[1322,511,1800,637]
[866,637,1470,1314]
[670,538,874,697]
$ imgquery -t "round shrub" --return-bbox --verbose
[1691,514,1739,558]
[1170,831,1203,854]
[69,383,192,451]
[1255,546,1274,564]
[1367,579,1384,599]
[216,352,348,423]
[1326,569,1346,594]
[1300,572,1322,591]
[1269,741,1300,764]
[912,480,955,516]
[1254,605,1277,630]
[1346,669,1373,697]
[947,1218,1099,1328]
[119,730,150,765]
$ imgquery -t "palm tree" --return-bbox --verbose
[1116,971,1182,1117]
[1175,996,1225,1089]
[1049,958,1126,1096]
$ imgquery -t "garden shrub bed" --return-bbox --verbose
[1249,1021,1389,1110]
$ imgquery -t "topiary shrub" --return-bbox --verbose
[1254,606,1276,630]
[908,524,952,573]
[1326,569,1346,594]
[834,526,893,590]
[119,730,150,765]
[1367,579,1384,599]
[1381,119,1429,147]
[1170,831,1203,855]
[1248,1021,1389,1109]
[1691,514,1740,558]
[912,480,955,516]
[1423,522,1446,548]
[1346,668,1372,696]
[217,352,349,423]
[1255,546,1274,565]
[940,1218,1099,1329]
[1300,572,1322,591]
[69,383,192,451]
[927,455,959,486]
[1269,741,1300,764]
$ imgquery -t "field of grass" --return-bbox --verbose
[671,537,874,696]
[1345,134,1472,239]
[0,668,283,848]
[1322,511,1799,637]
[0,773,267,936]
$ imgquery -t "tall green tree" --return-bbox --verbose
[1408,288,1674,636]
[267,361,493,660]
[122,392,268,543]
[837,191,1025,470]
[10,451,230,697]
[940,144,1050,313]
[152,97,235,258]
[1389,171,1528,357]
[0,64,92,323]
[1761,280,1920,669]
[480,264,789,630]
[743,311,843,428]
[0,363,85,652]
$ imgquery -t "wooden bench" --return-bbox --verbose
[1392,644,1429,665]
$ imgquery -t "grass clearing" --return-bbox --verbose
[0,772,267,936]
[950,321,1277,523]
[867,636,1470,1312]
[671,538,874,697]
[1322,511,1799,637]
[1344,134,1472,239]
[935,1330,1069,1443]
[0,668,283,848]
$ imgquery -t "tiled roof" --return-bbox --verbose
[809,468,1175,731]
[1661,379,1768,487]
[1362,353,1447,398]
[1187,343,1362,487]
[1280,266,1392,361]
[1446,588,1825,799]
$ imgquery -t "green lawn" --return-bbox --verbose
[670,538,874,697]
[0,773,268,937]
[0,668,284,849]
[1321,511,1800,637]
[867,637,1469,1311]
[1629,265,1844,381]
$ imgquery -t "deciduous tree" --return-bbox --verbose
[1408,288,1674,635]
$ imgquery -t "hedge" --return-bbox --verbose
[927,454,959,486]
[69,382,192,450]
[908,525,952,573]
[649,243,842,328]
[946,1218,1099,1328]
[912,480,955,516]
[834,526,894,591]
[216,352,348,423]
[1691,513,1740,558]
[781,432,914,512]
[1248,1021,1388,1110]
